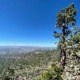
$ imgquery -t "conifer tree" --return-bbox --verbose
[54,4,77,68]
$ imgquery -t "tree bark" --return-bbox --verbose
[60,26,66,69]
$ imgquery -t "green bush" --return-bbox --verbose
[39,64,63,80]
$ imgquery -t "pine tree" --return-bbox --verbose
[54,4,77,69]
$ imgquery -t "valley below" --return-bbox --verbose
[0,46,58,80]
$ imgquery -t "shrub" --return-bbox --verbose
[39,64,63,80]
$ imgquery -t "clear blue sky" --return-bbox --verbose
[0,0,79,47]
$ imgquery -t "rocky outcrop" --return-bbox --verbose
[62,52,80,80]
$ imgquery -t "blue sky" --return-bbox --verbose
[0,0,79,47]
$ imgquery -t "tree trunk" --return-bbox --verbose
[60,26,66,69]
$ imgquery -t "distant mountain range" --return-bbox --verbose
[0,46,54,54]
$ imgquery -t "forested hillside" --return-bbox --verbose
[0,49,59,80]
